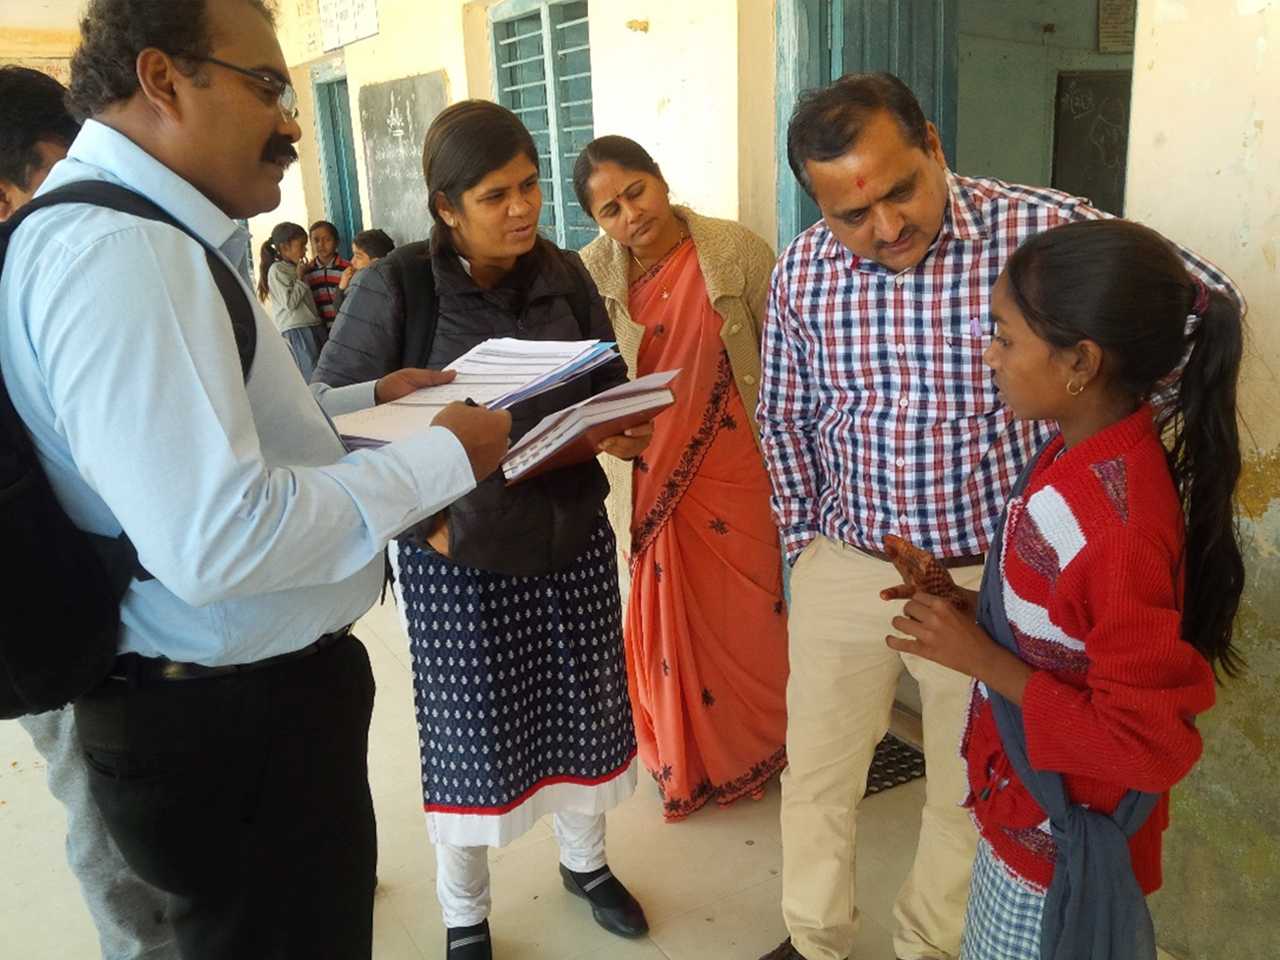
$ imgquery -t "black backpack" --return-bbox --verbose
[0,182,256,718]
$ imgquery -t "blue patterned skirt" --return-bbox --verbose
[390,515,637,848]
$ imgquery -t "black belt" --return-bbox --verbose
[108,625,352,684]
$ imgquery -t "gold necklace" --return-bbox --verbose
[630,232,688,300]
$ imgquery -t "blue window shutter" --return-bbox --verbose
[493,1,595,250]
[494,11,558,242]
[549,1,596,250]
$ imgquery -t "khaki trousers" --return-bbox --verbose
[781,537,980,960]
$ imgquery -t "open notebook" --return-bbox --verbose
[501,370,679,485]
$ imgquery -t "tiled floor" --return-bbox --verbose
[0,598,1179,960]
[0,596,927,959]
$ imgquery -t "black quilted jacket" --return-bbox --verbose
[313,232,627,577]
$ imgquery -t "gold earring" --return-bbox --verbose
[1066,377,1086,397]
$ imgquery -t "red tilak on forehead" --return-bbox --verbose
[856,176,866,189]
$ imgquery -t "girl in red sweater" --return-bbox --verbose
[884,219,1244,960]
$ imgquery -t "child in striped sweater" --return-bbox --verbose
[883,219,1244,960]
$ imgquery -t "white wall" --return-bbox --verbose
[1126,0,1280,451]
[589,0,744,221]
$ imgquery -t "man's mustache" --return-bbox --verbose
[263,138,299,167]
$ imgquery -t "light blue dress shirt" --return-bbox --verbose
[0,121,476,666]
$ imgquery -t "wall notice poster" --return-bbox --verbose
[294,0,324,60]
[320,0,379,52]
[1098,0,1137,54]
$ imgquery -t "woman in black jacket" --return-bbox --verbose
[313,101,651,960]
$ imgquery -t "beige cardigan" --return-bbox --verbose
[579,206,777,560]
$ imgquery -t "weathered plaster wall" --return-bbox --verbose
[258,1,778,255]
[589,0,743,221]
[0,27,77,85]
[1126,2,1280,957]
[737,0,778,246]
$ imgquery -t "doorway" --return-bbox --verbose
[314,76,364,259]
[774,0,1136,250]
[775,0,959,250]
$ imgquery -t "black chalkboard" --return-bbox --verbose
[1051,71,1133,216]
[358,71,448,247]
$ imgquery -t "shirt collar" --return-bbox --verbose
[943,172,987,243]
[814,170,989,273]
[56,119,246,261]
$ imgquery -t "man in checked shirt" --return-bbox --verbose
[756,73,1238,960]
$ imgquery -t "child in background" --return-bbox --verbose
[304,219,350,328]
[258,221,325,380]
[333,227,395,315]
[882,218,1243,960]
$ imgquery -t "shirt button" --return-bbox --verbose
[743,374,756,385]
[896,343,906,355]
[899,398,908,408]
[895,276,906,286]
[899,514,909,524]
[896,457,905,467]
[730,323,742,334]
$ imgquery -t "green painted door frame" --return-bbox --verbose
[775,0,958,251]
[314,76,364,259]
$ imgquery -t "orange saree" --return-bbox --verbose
[625,238,788,821]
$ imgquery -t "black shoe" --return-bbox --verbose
[559,863,649,938]
[758,939,806,960]
[446,919,493,960]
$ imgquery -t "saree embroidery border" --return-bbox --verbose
[629,353,735,560]
[651,745,788,821]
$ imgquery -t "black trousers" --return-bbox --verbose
[74,635,377,960]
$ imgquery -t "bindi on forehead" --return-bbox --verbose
[856,176,866,189]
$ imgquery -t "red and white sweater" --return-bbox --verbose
[962,405,1216,893]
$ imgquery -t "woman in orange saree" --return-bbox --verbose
[578,137,789,820]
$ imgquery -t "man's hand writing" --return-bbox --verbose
[431,402,512,483]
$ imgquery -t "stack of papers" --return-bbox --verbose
[502,369,679,485]
[333,339,620,449]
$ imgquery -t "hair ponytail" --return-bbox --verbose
[1160,284,1246,678]
[256,221,307,302]
[256,239,279,302]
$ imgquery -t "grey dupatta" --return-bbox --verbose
[975,453,1159,960]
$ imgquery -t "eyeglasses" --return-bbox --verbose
[182,55,299,121]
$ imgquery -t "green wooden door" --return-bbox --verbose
[776,0,957,249]
[316,77,364,259]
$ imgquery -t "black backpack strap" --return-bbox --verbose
[2,182,257,380]
[563,254,596,339]
[387,241,438,369]
[0,181,260,589]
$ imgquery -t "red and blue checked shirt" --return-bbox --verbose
[759,173,1240,564]
[304,255,350,324]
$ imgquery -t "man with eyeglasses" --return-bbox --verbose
[0,2,512,957]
